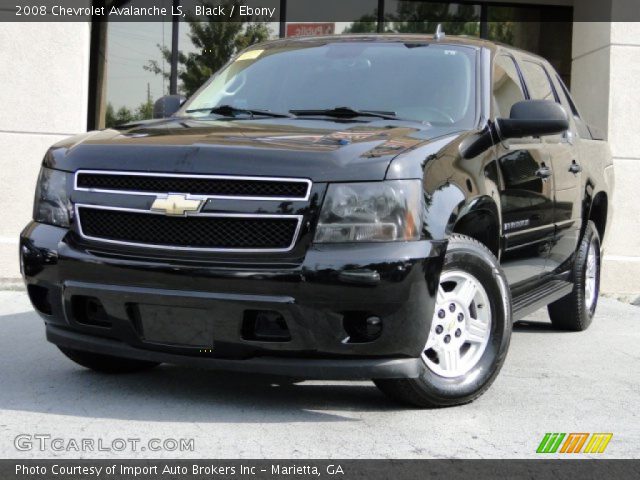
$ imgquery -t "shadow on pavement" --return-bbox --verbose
[0,311,409,423]
[513,320,556,332]
[513,320,579,334]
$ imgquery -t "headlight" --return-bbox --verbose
[314,180,422,243]
[33,167,72,227]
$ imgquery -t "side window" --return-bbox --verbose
[555,75,579,116]
[521,60,570,142]
[520,60,556,102]
[493,55,525,118]
[553,74,592,139]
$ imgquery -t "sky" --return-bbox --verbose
[106,22,172,111]
[105,21,353,111]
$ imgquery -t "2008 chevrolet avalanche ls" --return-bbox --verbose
[21,35,613,407]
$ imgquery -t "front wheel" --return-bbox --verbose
[375,235,512,407]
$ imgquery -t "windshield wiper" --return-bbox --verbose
[290,106,402,120]
[185,104,294,118]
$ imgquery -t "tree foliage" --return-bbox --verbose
[106,104,135,128]
[342,14,379,34]
[105,97,154,128]
[343,3,516,44]
[145,2,269,97]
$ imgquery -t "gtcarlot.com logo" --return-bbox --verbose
[536,433,613,454]
[14,434,195,453]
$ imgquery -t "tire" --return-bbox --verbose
[58,347,160,374]
[375,235,512,408]
[548,220,601,331]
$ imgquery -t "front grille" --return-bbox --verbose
[77,207,301,251]
[76,172,310,200]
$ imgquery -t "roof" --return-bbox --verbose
[250,34,549,62]
[254,34,498,50]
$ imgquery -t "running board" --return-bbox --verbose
[512,280,574,321]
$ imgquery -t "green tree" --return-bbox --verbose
[389,2,480,36]
[487,22,514,45]
[105,103,139,128]
[135,100,154,121]
[115,106,135,125]
[104,103,152,128]
[342,13,379,34]
[135,83,154,120]
[105,103,116,128]
[343,3,516,46]
[344,3,484,37]
[145,2,269,97]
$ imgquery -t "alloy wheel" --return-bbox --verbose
[423,270,492,378]
[585,238,599,312]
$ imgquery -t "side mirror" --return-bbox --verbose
[153,95,186,119]
[460,100,570,159]
[497,100,569,139]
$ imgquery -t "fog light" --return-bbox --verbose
[366,316,383,337]
[343,313,383,343]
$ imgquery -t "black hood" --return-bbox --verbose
[45,117,462,182]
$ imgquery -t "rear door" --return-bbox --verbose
[519,58,581,274]
[492,52,555,286]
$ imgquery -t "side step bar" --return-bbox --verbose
[512,280,573,321]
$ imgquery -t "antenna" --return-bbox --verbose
[434,24,445,41]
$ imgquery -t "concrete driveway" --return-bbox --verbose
[0,290,637,459]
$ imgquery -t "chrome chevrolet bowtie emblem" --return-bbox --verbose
[151,194,203,216]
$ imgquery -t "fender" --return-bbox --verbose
[580,174,609,243]
[422,184,500,242]
[453,195,501,234]
[579,179,595,240]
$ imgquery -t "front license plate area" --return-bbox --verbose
[136,304,214,348]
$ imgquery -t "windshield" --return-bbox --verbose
[181,41,477,127]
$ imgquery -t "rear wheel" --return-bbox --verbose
[375,235,512,407]
[58,347,160,374]
[548,220,601,331]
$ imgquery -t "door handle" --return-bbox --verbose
[569,161,583,174]
[535,166,553,179]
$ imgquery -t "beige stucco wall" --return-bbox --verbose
[0,22,90,285]
[571,14,640,293]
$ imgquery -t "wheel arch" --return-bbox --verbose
[588,190,608,242]
[447,195,501,258]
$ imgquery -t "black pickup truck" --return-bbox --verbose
[21,34,613,407]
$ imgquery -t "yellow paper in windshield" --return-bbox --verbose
[237,50,264,61]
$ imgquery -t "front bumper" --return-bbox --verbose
[21,222,446,379]
[47,325,424,379]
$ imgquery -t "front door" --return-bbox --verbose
[496,141,555,285]
[492,53,555,286]
[519,59,581,274]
